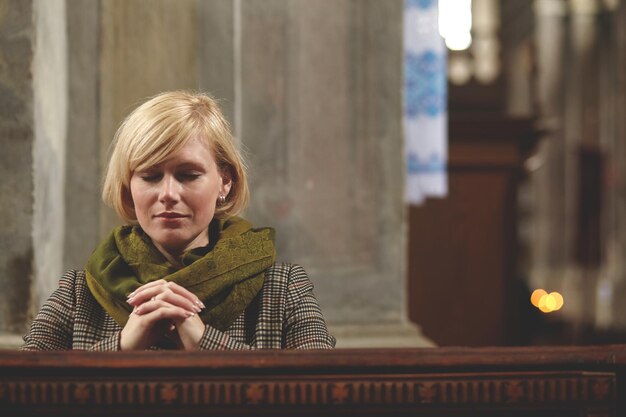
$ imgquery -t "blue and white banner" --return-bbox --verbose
[404,0,448,205]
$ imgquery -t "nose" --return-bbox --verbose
[158,174,180,204]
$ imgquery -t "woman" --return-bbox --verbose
[22,91,335,351]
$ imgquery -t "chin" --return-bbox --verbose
[152,231,190,247]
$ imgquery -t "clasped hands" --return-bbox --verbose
[120,280,206,351]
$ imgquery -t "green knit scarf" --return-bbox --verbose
[85,217,275,331]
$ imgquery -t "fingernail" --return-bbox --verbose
[186,311,195,317]
[197,300,206,309]
[127,296,135,303]
[193,305,202,313]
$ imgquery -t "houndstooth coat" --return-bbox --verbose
[22,263,335,350]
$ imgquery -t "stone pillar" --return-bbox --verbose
[612,0,626,329]
[587,0,626,330]
[202,0,431,347]
[63,0,101,271]
[530,0,573,311]
[531,0,626,333]
[565,0,601,327]
[0,0,36,343]
[32,0,69,317]
[0,0,68,347]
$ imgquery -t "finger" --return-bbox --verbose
[127,284,199,312]
[126,279,168,298]
[157,290,201,312]
[121,301,189,351]
[139,290,201,313]
[134,299,195,320]
[171,314,205,350]
[159,281,204,307]
[133,298,181,315]
[127,283,175,305]
[129,281,204,309]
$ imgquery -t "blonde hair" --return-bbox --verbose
[102,91,249,223]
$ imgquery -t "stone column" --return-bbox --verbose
[202,0,432,347]
[590,0,626,330]
[565,0,601,328]
[612,0,626,329]
[0,0,68,347]
[532,0,625,333]
[32,0,69,319]
[63,0,101,271]
[530,0,571,308]
[0,0,35,344]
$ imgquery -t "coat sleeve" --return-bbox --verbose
[21,270,78,350]
[196,264,335,350]
[21,270,122,351]
[283,264,335,349]
[88,332,122,351]
[197,325,253,350]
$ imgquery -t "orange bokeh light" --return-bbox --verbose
[530,289,547,307]
[544,294,557,311]
[532,289,565,313]
[550,292,564,310]
[537,294,552,313]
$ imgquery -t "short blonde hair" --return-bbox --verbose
[102,91,249,223]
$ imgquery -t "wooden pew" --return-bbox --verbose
[1,345,625,416]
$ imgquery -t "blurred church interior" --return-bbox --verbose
[0,0,625,349]
[409,0,626,347]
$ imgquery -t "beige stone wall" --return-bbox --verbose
[64,0,100,270]
[32,0,68,311]
[0,0,35,334]
[0,0,69,336]
[238,0,407,326]
[98,0,199,235]
[0,0,428,347]
[64,0,200,268]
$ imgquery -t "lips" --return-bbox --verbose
[154,212,188,219]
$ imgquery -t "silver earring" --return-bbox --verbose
[218,194,226,206]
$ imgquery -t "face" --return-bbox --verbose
[129,138,231,259]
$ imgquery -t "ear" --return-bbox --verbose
[219,169,233,197]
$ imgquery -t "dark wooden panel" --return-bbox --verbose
[409,115,538,346]
[410,171,512,346]
[1,345,624,416]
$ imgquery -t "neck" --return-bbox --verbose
[150,230,210,267]
[153,242,185,267]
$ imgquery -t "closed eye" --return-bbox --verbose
[140,173,162,182]
[176,172,201,182]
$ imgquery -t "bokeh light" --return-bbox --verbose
[530,289,564,313]
[530,289,547,307]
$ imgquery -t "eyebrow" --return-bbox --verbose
[174,162,207,170]
[138,160,208,171]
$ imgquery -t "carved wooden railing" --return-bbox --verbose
[1,345,625,416]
